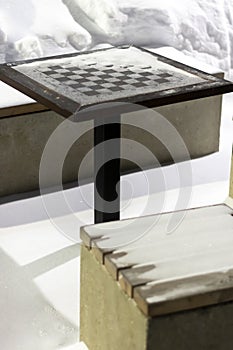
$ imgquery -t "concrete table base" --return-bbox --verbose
[80,245,233,350]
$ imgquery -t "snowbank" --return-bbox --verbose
[115,0,233,71]
[0,0,233,72]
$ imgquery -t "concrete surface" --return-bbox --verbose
[0,95,222,198]
[80,244,233,350]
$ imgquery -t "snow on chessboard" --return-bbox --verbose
[10,46,205,107]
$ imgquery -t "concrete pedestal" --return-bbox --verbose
[80,203,233,350]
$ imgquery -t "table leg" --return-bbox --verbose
[94,116,121,224]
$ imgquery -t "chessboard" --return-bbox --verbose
[36,63,177,96]
[1,45,232,115]
[10,46,205,107]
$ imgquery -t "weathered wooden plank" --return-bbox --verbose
[119,264,155,297]
[92,239,114,264]
[80,226,103,249]
[120,241,233,298]
[104,252,131,280]
[88,204,233,279]
[134,268,233,317]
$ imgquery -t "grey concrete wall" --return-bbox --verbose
[0,95,222,199]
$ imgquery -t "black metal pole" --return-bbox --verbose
[94,115,121,224]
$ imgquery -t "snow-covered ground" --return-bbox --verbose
[0,0,233,75]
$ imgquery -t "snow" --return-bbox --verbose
[85,204,233,284]
[0,221,80,349]
[114,0,233,70]
[0,0,233,74]
[32,1,92,51]
[63,0,128,39]
[0,81,34,107]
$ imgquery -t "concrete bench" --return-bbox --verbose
[80,200,233,350]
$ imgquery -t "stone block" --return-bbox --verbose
[80,202,233,350]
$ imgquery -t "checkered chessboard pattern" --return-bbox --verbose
[37,62,180,97]
[13,47,204,106]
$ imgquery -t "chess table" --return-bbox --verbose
[0,46,232,223]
